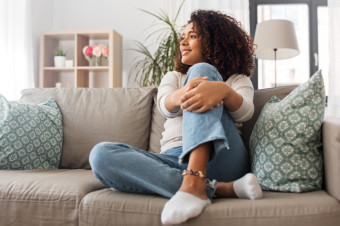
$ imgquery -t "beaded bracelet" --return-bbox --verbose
[182,169,206,178]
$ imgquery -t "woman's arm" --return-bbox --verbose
[164,76,209,113]
[164,87,186,113]
[221,83,244,112]
[157,72,182,118]
[180,80,242,112]
[157,72,208,117]
[180,75,254,122]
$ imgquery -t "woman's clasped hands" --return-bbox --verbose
[180,76,228,113]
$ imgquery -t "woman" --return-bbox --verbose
[89,10,263,225]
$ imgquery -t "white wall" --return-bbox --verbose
[32,0,167,87]
[32,0,54,88]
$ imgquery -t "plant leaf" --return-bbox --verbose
[130,0,185,87]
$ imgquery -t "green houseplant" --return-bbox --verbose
[131,1,185,86]
[54,47,66,67]
[54,47,66,56]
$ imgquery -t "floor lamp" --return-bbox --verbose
[254,19,300,87]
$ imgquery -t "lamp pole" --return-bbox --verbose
[274,48,277,87]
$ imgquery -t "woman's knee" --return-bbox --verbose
[89,142,122,170]
[187,62,221,81]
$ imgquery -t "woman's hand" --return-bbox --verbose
[183,76,209,92]
[180,80,228,113]
[164,77,208,113]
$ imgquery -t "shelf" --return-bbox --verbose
[44,66,109,72]
[43,34,75,40]
[44,67,75,71]
[77,66,109,72]
[77,32,109,39]
[39,30,122,88]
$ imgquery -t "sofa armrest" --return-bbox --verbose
[323,115,340,202]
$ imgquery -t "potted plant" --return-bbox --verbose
[130,0,185,86]
[54,47,66,67]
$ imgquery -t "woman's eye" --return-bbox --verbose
[190,35,197,38]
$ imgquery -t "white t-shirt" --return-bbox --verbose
[157,71,254,153]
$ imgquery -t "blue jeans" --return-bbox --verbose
[89,63,250,199]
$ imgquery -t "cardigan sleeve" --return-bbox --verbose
[227,74,255,122]
[157,71,182,118]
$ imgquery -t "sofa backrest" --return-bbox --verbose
[20,87,157,169]
[19,85,296,169]
[148,85,297,153]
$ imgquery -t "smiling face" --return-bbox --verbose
[180,22,204,65]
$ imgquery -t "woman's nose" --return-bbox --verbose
[180,38,188,45]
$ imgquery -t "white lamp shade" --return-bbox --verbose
[254,19,300,60]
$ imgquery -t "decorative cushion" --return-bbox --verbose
[0,94,63,169]
[250,71,325,192]
[240,85,297,151]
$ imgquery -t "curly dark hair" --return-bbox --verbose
[174,10,255,81]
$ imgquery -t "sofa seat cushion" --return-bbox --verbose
[0,169,105,226]
[79,189,340,226]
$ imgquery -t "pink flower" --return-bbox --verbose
[92,45,102,57]
[102,47,109,57]
[83,44,108,58]
[83,46,93,57]
[98,44,106,50]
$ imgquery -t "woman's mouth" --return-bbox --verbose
[181,50,191,56]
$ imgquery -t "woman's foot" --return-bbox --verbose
[179,172,208,199]
[162,143,211,225]
[233,173,263,200]
[161,175,210,225]
[161,191,210,225]
[216,173,263,200]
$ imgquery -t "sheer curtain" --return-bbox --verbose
[166,0,250,33]
[0,0,34,100]
[328,0,340,107]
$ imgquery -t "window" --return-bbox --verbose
[257,4,310,88]
[317,6,329,95]
[250,0,328,91]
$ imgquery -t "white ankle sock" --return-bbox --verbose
[161,191,211,225]
[233,173,263,200]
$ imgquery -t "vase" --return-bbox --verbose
[54,56,65,67]
[85,56,95,66]
[96,56,102,66]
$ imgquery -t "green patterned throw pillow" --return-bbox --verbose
[250,71,325,192]
[0,94,63,169]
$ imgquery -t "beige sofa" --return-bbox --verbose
[0,86,339,226]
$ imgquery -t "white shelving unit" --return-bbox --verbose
[39,30,122,88]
